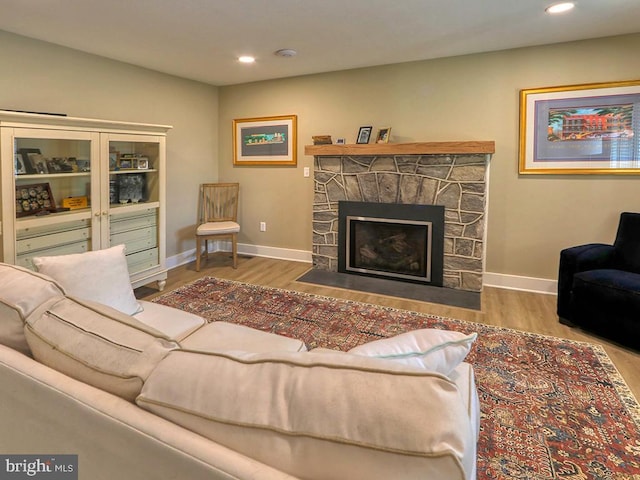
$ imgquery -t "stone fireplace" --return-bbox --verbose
[306,142,494,293]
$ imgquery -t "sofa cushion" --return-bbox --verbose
[347,328,477,376]
[24,296,178,401]
[0,263,65,355]
[32,244,142,315]
[135,300,206,341]
[180,321,307,352]
[137,349,475,480]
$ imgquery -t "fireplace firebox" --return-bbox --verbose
[338,201,444,286]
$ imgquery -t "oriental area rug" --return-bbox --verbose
[152,277,640,480]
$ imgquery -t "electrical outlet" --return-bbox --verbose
[303,167,310,177]
[260,221,267,232]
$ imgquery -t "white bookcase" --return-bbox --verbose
[0,110,171,290]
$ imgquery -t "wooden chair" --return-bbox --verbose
[195,183,240,271]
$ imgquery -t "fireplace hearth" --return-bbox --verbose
[338,201,444,285]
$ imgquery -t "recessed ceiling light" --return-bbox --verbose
[238,56,255,64]
[545,2,575,14]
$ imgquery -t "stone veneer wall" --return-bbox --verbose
[312,154,490,292]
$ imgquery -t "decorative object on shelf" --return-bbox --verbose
[109,152,118,170]
[233,114,297,166]
[136,157,149,169]
[75,159,90,172]
[109,179,118,204]
[46,158,74,173]
[335,138,346,145]
[519,79,640,174]
[15,183,56,217]
[116,173,146,204]
[376,127,391,144]
[62,196,88,210]
[312,135,332,145]
[356,126,372,144]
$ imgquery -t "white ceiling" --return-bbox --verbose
[0,0,639,86]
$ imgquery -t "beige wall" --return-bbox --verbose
[219,33,640,281]
[1,29,639,283]
[0,30,219,259]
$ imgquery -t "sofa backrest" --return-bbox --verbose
[137,348,476,480]
[24,296,178,401]
[0,263,65,355]
[613,212,640,273]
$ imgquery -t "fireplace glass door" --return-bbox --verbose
[346,216,432,282]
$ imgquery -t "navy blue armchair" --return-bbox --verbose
[557,212,640,350]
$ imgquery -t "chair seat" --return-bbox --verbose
[196,221,240,235]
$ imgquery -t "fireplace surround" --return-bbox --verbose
[307,142,494,293]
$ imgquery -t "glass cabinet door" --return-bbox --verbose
[102,134,165,277]
[9,129,100,269]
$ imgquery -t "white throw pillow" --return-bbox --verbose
[32,244,142,315]
[347,328,477,375]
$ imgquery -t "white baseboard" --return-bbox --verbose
[167,244,556,296]
[483,272,557,295]
[166,242,312,270]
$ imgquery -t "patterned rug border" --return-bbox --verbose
[154,276,640,428]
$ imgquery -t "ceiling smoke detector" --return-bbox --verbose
[275,49,297,58]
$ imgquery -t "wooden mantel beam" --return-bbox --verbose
[304,141,495,156]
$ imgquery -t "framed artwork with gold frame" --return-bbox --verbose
[233,115,297,166]
[519,79,640,174]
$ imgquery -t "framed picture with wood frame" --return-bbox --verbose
[519,79,640,174]
[233,115,297,166]
[376,127,391,144]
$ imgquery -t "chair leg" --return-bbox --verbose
[232,234,238,269]
[196,237,202,272]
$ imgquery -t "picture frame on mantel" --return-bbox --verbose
[356,126,372,144]
[376,127,391,144]
[519,79,640,174]
[233,115,297,166]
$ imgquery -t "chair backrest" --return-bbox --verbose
[613,212,640,273]
[198,183,239,224]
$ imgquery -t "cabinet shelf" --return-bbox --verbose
[109,169,158,175]
[16,172,92,181]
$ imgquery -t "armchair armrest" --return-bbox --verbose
[557,243,616,320]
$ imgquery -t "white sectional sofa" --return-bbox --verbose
[0,249,480,480]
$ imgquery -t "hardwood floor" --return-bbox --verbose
[137,253,640,400]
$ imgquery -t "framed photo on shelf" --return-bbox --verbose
[233,114,297,165]
[14,154,26,174]
[17,148,40,174]
[519,79,640,174]
[376,127,391,144]
[15,183,56,217]
[356,126,372,144]
[118,158,133,169]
